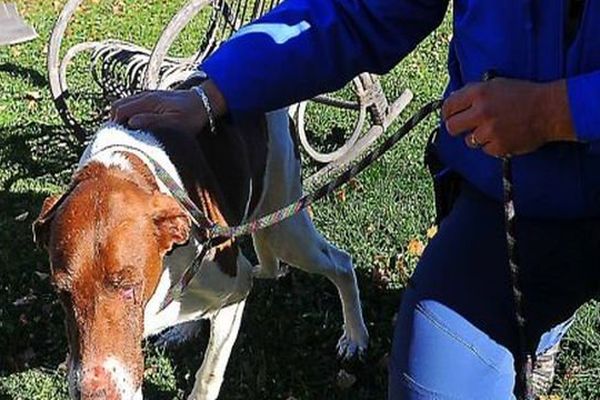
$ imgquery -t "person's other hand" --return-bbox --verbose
[442,78,577,157]
[110,80,227,138]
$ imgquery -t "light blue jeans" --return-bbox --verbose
[389,183,599,399]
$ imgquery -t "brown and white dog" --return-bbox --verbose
[33,107,368,400]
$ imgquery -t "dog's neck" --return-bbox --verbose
[78,123,182,195]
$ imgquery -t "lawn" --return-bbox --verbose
[0,1,598,399]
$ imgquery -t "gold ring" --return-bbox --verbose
[469,134,481,148]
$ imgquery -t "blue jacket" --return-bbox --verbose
[203,0,600,219]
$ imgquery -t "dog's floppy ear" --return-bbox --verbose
[32,195,62,249]
[152,193,191,254]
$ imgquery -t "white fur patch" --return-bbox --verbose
[92,151,132,171]
[103,357,139,400]
[78,123,183,194]
[143,262,183,337]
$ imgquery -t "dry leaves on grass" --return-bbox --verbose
[25,91,41,111]
[407,239,424,257]
[349,177,363,191]
[112,1,125,16]
[426,225,438,238]
[395,255,410,286]
[371,254,390,289]
[25,91,42,101]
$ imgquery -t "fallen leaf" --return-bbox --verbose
[336,188,346,202]
[373,254,386,264]
[426,225,438,238]
[25,91,42,101]
[112,2,124,15]
[394,255,409,285]
[394,255,405,271]
[407,239,424,257]
[349,178,363,191]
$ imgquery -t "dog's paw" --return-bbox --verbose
[152,320,203,349]
[336,329,368,361]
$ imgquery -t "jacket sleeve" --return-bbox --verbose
[567,71,600,142]
[202,0,449,113]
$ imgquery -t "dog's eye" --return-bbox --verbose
[105,269,140,302]
[106,279,139,302]
[120,285,135,301]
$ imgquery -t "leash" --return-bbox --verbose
[502,159,534,399]
[481,70,533,400]
[157,99,443,311]
[209,100,444,239]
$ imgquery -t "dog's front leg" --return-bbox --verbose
[188,299,246,400]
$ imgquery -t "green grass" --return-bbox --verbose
[1,1,598,399]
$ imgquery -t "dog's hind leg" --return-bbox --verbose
[254,211,369,359]
[188,299,246,400]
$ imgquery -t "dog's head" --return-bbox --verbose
[33,162,190,399]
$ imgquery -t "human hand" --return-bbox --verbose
[442,78,576,157]
[110,80,227,138]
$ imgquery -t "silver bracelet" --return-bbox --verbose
[192,85,217,135]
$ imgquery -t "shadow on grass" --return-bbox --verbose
[0,63,48,88]
[142,267,402,400]
[0,122,404,399]
[0,122,83,191]
[0,123,82,373]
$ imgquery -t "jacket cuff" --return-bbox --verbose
[202,52,253,113]
[567,71,600,142]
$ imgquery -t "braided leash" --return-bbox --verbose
[502,158,534,399]
[158,100,443,311]
[208,100,443,239]
[482,69,533,399]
